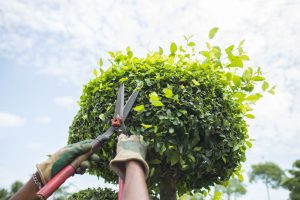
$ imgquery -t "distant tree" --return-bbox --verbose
[0,181,24,200]
[50,184,72,200]
[249,162,284,200]
[9,181,23,195]
[178,190,221,200]
[217,178,246,200]
[0,188,9,200]
[282,160,300,200]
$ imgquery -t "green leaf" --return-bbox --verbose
[237,174,244,182]
[172,94,179,101]
[170,42,177,54]
[163,88,173,98]
[148,159,161,164]
[159,46,163,55]
[226,72,232,80]
[152,101,164,107]
[149,168,155,177]
[246,141,252,148]
[200,51,210,58]
[222,156,227,163]
[168,56,174,64]
[169,127,174,134]
[211,46,221,58]
[119,77,128,82]
[192,79,200,86]
[209,27,219,39]
[229,55,243,68]
[212,191,222,200]
[262,81,269,91]
[246,94,263,101]
[225,45,235,54]
[245,113,255,119]
[242,70,251,82]
[170,154,180,166]
[206,42,211,49]
[240,55,250,61]
[252,76,265,81]
[149,92,164,107]
[99,58,103,66]
[99,114,105,121]
[238,40,245,47]
[141,123,152,129]
[268,85,276,95]
[93,68,98,77]
[133,105,145,112]
[188,154,196,162]
[188,41,196,47]
[149,92,160,101]
[233,75,241,86]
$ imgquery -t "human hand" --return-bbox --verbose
[36,140,99,185]
[110,134,149,179]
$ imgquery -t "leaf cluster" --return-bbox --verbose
[68,187,117,200]
[0,181,23,200]
[68,28,272,194]
[249,162,284,189]
[282,160,300,200]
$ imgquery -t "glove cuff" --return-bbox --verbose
[109,150,149,180]
[36,161,52,185]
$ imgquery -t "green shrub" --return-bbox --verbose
[68,187,117,200]
[68,29,273,199]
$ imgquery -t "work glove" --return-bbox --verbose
[110,134,149,180]
[36,140,99,185]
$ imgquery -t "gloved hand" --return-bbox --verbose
[110,134,149,180]
[36,140,99,185]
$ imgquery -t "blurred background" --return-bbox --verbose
[0,0,299,199]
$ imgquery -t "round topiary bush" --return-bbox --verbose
[68,29,273,199]
[68,187,117,200]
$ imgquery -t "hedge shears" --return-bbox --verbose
[37,84,139,200]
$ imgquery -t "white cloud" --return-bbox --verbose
[0,1,299,199]
[0,0,298,86]
[34,115,52,124]
[0,112,26,128]
[54,96,77,110]
[25,142,43,150]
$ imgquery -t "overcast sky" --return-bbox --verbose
[0,0,299,199]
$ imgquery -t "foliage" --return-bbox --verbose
[0,181,23,200]
[50,184,72,200]
[249,162,284,188]
[282,160,300,200]
[249,162,284,200]
[178,190,221,200]
[0,188,9,200]
[9,181,23,195]
[179,192,206,200]
[68,28,272,196]
[216,178,246,200]
[68,187,117,200]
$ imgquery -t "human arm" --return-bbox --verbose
[10,176,40,200]
[110,134,150,200]
[10,140,99,200]
[123,160,149,200]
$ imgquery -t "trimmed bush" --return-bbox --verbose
[69,29,273,199]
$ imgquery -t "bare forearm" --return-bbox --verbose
[123,160,149,200]
[10,177,40,200]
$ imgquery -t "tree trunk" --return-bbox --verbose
[160,177,177,200]
[226,191,231,200]
[265,182,271,200]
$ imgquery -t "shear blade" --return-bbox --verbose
[114,84,124,118]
